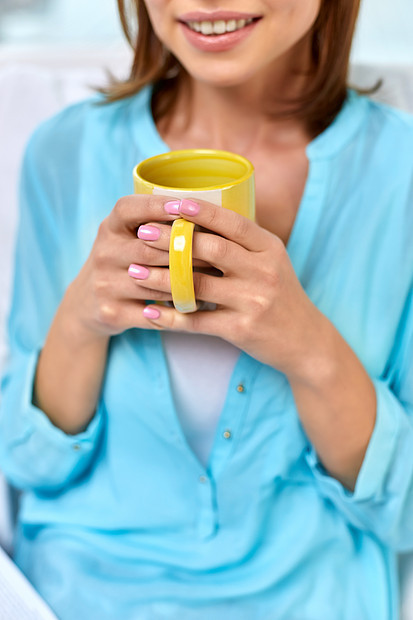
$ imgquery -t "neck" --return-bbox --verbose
[156,36,314,154]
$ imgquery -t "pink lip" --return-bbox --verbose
[179,10,260,21]
[179,19,260,53]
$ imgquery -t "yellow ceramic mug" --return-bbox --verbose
[133,149,255,313]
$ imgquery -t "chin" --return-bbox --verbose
[187,64,257,88]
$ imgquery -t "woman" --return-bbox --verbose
[1,0,412,618]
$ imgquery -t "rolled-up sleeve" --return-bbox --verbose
[306,287,413,551]
[0,122,104,492]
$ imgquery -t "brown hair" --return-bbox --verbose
[100,0,362,135]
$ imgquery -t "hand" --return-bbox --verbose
[134,198,377,491]
[61,195,185,341]
[35,195,194,433]
[136,197,326,379]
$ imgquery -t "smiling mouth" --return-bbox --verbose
[180,17,261,36]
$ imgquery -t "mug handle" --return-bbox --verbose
[169,218,197,313]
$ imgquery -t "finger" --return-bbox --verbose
[103,299,226,333]
[93,237,170,271]
[108,300,167,332]
[140,303,233,339]
[137,223,218,270]
[169,197,273,252]
[107,195,182,234]
[129,238,170,268]
[137,222,169,245]
[128,263,234,307]
[127,264,171,296]
[193,271,237,305]
[97,269,173,303]
[192,230,249,274]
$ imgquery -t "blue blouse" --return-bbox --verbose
[1,86,413,620]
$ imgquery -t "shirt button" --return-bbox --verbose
[236,383,245,393]
[199,475,208,484]
[72,444,81,451]
[223,430,232,439]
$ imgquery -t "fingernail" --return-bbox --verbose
[143,305,161,320]
[128,264,150,280]
[179,199,200,216]
[164,200,181,215]
[137,225,160,241]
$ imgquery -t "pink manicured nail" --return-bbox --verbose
[137,225,160,241]
[179,199,200,216]
[143,305,161,320]
[164,200,181,215]
[128,264,149,280]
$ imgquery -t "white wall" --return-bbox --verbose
[0,0,122,45]
[352,0,413,64]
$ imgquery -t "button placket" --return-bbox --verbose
[197,474,218,539]
[206,371,254,481]
[194,371,255,539]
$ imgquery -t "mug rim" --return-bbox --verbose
[133,148,254,192]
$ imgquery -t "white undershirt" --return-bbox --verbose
[162,332,240,468]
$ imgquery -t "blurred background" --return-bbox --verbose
[0,0,412,64]
[0,0,129,67]
[0,0,119,46]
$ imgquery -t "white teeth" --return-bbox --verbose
[226,19,237,32]
[213,20,226,34]
[187,18,254,35]
[200,21,213,35]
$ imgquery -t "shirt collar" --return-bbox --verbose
[306,89,369,161]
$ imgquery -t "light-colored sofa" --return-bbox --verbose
[0,55,413,615]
